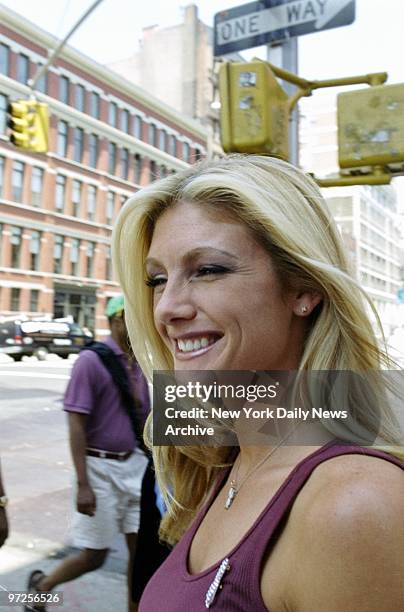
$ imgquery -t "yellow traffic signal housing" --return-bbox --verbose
[338,83,404,172]
[8,99,49,153]
[219,61,289,159]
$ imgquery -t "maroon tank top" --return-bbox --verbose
[139,441,404,611]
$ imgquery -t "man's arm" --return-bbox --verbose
[0,461,9,547]
[68,412,96,516]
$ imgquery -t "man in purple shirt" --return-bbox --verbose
[26,296,150,612]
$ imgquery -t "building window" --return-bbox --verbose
[149,123,157,146]
[70,238,80,275]
[109,102,117,127]
[30,289,39,312]
[86,242,95,277]
[31,167,44,207]
[87,185,97,221]
[35,63,47,94]
[10,226,22,268]
[60,75,70,104]
[106,192,115,225]
[74,127,84,163]
[12,161,25,202]
[194,147,202,161]
[108,142,116,174]
[90,92,100,118]
[17,53,29,84]
[0,156,4,197]
[88,133,98,169]
[169,134,177,156]
[72,180,81,217]
[30,230,41,271]
[105,246,112,280]
[75,84,85,112]
[183,142,190,162]
[121,148,129,180]
[150,160,157,182]
[134,115,142,139]
[121,109,129,133]
[10,288,21,312]
[57,120,68,156]
[0,44,10,76]
[55,174,66,212]
[159,129,167,151]
[0,94,7,134]
[134,154,142,184]
[54,235,64,274]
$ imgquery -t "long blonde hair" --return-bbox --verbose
[113,155,403,545]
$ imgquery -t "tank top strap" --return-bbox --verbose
[243,441,404,594]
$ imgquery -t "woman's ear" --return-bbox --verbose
[292,291,323,317]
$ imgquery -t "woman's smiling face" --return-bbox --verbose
[146,201,307,371]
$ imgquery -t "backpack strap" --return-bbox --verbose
[82,341,150,456]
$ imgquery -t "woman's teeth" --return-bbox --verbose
[177,336,217,353]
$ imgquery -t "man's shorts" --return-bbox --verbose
[72,448,148,550]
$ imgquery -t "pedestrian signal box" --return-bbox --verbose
[338,83,404,173]
[219,61,289,159]
[8,100,49,153]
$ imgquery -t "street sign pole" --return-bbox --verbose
[267,38,299,165]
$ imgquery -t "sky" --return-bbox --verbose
[0,0,403,84]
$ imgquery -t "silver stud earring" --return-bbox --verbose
[301,306,308,314]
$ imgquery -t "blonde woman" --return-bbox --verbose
[113,155,404,612]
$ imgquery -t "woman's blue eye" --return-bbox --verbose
[145,277,167,288]
[196,265,230,277]
[145,266,230,288]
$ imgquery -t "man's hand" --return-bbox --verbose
[0,508,9,547]
[77,484,96,516]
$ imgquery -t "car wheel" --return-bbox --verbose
[13,354,23,362]
[35,347,49,361]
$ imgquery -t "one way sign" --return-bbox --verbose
[214,0,355,56]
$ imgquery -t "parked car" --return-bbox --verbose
[0,318,92,361]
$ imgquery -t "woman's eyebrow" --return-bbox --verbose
[145,247,239,269]
[184,247,239,262]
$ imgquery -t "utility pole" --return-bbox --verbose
[267,38,299,166]
[28,0,105,92]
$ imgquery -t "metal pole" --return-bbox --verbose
[267,38,299,166]
[28,0,105,92]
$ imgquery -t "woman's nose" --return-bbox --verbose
[154,280,197,325]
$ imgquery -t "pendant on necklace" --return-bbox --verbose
[225,481,237,509]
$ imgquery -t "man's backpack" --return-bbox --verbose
[82,341,149,455]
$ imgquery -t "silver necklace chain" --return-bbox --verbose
[225,439,284,509]
[224,425,299,510]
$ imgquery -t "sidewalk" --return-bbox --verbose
[0,533,128,611]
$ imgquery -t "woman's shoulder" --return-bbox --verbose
[286,452,404,611]
[294,451,404,535]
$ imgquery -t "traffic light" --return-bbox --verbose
[8,99,49,153]
[219,61,289,159]
[338,83,404,174]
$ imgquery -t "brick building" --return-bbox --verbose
[0,5,207,335]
